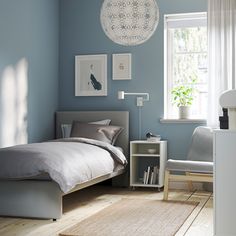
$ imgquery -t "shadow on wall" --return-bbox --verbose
[0,58,28,148]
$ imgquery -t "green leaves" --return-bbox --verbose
[171,85,195,107]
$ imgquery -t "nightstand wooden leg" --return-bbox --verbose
[163,170,170,200]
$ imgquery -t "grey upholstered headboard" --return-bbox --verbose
[55,111,129,157]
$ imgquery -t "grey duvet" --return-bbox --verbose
[0,138,127,193]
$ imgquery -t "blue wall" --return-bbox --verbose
[0,0,207,157]
[59,0,207,159]
[0,0,59,147]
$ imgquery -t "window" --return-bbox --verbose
[164,12,208,119]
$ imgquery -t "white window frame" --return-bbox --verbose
[164,12,207,120]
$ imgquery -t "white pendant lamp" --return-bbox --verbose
[100,0,159,46]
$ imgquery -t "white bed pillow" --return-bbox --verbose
[61,119,111,138]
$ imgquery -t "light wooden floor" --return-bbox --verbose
[0,186,213,236]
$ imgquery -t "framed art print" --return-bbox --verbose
[112,53,132,80]
[75,54,107,96]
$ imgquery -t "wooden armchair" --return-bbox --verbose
[163,126,213,200]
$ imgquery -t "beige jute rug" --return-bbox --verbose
[59,199,198,236]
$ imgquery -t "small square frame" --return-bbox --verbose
[112,53,132,80]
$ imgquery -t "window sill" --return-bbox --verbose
[160,118,206,124]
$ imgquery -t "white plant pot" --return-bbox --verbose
[178,106,190,119]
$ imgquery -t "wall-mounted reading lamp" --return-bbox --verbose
[118,91,149,107]
[118,91,150,139]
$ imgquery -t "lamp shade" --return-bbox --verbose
[118,91,125,99]
[219,89,236,130]
[100,0,159,46]
[219,89,236,108]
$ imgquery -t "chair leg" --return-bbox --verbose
[163,170,170,200]
[186,172,194,192]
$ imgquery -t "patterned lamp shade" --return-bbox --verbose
[100,0,159,46]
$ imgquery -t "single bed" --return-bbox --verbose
[0,111,129,220]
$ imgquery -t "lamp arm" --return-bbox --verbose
[124,92,149,101]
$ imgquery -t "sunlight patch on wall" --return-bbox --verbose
[0,58,28,148]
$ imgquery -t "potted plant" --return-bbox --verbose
[171,85,195,119]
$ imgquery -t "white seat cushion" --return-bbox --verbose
[166,159,213,173]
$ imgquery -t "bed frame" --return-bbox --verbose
[0,111,129,220]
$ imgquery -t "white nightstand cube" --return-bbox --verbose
[130,140,167,190]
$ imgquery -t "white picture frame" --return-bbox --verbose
[75,54,107,96]
[112,53,132,80]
